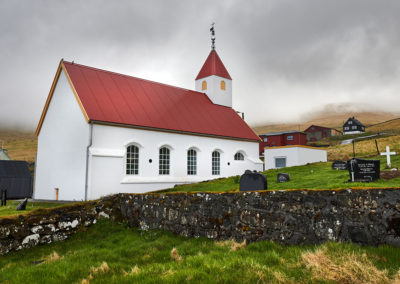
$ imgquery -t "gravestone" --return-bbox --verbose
[277,173,290,183]
[332,160,348,170]
[380,146,396,168]
[1,189,6,206]
[239,170,267,191]
[347,158,380,182]
[15,198,28,211]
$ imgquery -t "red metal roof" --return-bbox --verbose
[61,61,259,141]
[195,50,232,80]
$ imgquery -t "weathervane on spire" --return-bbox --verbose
[210,22,216,50]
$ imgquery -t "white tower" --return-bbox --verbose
[195,24,232,108]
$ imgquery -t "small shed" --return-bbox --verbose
[264,145,327,170]
[0,160,32,199]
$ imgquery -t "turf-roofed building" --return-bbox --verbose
[34,47,262,201]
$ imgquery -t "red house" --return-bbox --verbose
[304,125,342,142]
[259,131,307,154]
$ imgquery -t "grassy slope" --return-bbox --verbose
[368,118,400,132]
[164,155,400,193]
[252,111,399,134]
[328,134,400,160]
[1,219,399,284]
[0,130,37,162]
[0,201,63,217]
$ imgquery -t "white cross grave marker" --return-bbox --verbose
[381,146,396,168]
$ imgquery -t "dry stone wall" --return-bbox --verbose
[0,198,118,255]
[118,188,400,246]
[1,188,400,255]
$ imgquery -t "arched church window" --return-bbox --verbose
[187,149,197,175]
[202,81,207,90]
[159,147,170,175]
[234,152,244,161]
[220,80,226,90]
[212,151,220,175]
[126,145,139,175]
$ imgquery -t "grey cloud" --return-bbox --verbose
[0,0,399,130]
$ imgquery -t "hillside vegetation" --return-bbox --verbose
[0,130,36,162]
[367,118,400,133]
[253,111,399,134]
[1,219,400,284]
[328,134,400,161]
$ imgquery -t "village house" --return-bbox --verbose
[343,117,365,135]
[259,131,306,154]
[261,131,326,170]
[303,125,342,142]
[34,47,263,201]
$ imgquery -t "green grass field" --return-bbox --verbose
[1,219,400,284]
[0,200,64,217]
[164,155,400,193]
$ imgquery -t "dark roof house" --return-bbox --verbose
[343,117,365,134]
[0,160,32,199]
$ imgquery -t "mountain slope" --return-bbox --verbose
[252,112,399,134]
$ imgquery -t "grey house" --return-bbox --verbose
[0,160,32,199]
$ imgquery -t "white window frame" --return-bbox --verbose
[187,149,197,175]
[212,151,221,175]
[126,144,139,175]
[287,135,294,141]
[234,152,244,161]
[159,147,170,175]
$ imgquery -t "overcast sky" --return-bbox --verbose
[1,0,400,131]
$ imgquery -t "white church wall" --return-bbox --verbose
[88,124,262,200]
[34,71,90,201]
[195,75,232,107]
[264,146,327,170]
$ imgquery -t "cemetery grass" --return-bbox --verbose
[164,155,400,193]
[1,219,400,284]
[0,200,63,217]
[328,134,400,160]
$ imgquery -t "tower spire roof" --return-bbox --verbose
[195,50,232,80]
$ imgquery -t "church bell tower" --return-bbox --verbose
[195,24,232,108]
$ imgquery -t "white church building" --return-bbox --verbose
[34,47,263,201]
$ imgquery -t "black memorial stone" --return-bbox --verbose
[277,173,290,183]
[239,170,268,191]
[332,160,348,170]
[15,198,28,211]
[347,158,380,182]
